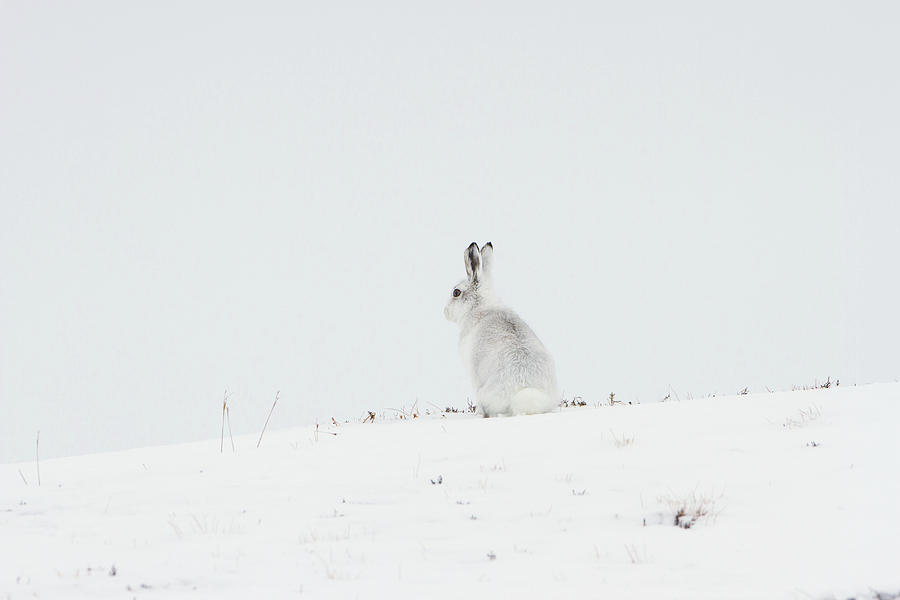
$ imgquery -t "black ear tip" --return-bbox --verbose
[467,242,480,252]
[484,242,493,250]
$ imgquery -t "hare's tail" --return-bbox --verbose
[510,387,556,416]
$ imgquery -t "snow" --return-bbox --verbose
[2,383,898,599]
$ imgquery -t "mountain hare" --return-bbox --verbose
[444,242,559,417]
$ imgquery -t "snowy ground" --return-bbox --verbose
[2,383,899,599]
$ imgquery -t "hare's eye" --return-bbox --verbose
[453,289,461,298]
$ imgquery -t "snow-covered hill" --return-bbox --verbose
[2,383,898,599]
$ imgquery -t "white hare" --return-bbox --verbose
[444,242,559,417]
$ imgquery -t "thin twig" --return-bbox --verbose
[220,389,228,453]
[18,469,28,486]
[226,406,235,453]
[257,390,280,448]
[315,422,337,439]
[36,430,41,486]
[668,384,681,402]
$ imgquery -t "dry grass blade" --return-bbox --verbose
[226,406,235,453]
[220,389,229,453]
[257,391,280,448]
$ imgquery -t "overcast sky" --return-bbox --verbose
[2,1,898,462]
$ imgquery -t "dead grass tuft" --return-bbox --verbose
[560,394,587,408]
[624,543,648,564]
[782,405,822,429]
[659,489,720,529]
[609,430,635,448]
[792,376,839,391]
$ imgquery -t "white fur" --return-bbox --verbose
[444,242,559,417]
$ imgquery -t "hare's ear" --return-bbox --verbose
[464,242,482,283]
[480,242,493,280]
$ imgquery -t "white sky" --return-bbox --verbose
[2,1,898,462]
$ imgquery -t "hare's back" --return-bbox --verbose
[473,309,553,377]
[477,310,539,347]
